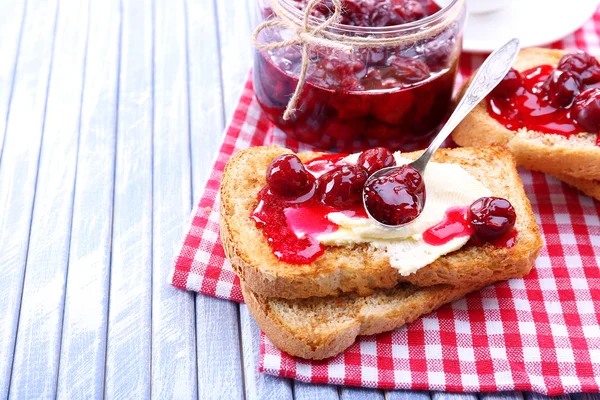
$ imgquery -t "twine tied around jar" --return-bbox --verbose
[252,0,351,120]
[252,0,460,119]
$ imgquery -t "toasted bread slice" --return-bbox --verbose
[220,146,542,299]
[452,48,600,181]
[242,279,488,360]
[551,173,600,200]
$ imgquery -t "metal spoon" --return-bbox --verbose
[363,37,521,228]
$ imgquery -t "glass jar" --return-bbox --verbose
[252,0,467,151]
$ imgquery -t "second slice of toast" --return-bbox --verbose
[452,48,600,194]
[242,278,490,360]
[220,146,542,299]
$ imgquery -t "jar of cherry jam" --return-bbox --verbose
[252,0,466,151]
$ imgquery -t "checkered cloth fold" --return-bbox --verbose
[171,11,600,395]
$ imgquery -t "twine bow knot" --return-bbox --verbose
[252,0,351,120]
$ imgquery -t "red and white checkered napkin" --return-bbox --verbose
[171,12,600,395]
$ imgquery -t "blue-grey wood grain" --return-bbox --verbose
[479,392,524,400]
[7,0,88,397]
[294,382,339,400]
[104,0,153,398]
[388,390,432,400]
[0,0,26,160]
[55,0,120,397]
[187,0,245,397]
[151,0,198,397]
[431,392,477,400]
[525,393,570,400]
[215,0,254,121]
[0,0,58,397]
[572,394,600,400]
[240,304,294,400]
[340,387,385,400]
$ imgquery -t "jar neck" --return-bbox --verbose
[277,0,465,37]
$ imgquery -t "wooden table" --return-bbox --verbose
[0,0,597,398]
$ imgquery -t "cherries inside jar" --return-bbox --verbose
[253,0,467,151]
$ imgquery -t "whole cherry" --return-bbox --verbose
[387,57,430,85]
[363,165,425,226]
[266,154,315,198]
[392,0,426,23]
[357,147,396,176]
[317,165,368,207]
[468,197,516,241]
[491,68,523,99]
[557,51,600,85]
[572,88,600,133]
[543,70,582,108]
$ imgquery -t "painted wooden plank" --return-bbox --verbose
[294,382,339,400]
[193,296,244,399]
[431,393,477,400]
[240,304,293,400]
[0,0,26,159]
[186,0,245,397]
[572,394,600,400]
[387,390,431,400]
[524,393,570,400]
[0,0,58,397]
[479,393,524,400]
[151,0,198,397]
[340,387,385,400]
[215,0,254,121]
[54,0,120,398]
[212,0,283,397]
[7,0,88,398]
[103,0,153,398]
[187,0,225,181]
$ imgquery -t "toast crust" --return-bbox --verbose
[452,48,600,181]
[551,173,600,200]
[220,146,543,299]
[242,280,487,360]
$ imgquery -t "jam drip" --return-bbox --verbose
[251,187,334,264]
[422,206,473,246]
[304,153,349,175]
[423,205,518,248]
[487,52,600,143]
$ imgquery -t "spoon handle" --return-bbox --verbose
[411,38,521,172]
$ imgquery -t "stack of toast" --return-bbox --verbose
[453,48,600,201]
[220,145,543,360]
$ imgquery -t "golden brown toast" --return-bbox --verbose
[242,279,490,360]
[220,146,543,299]
[452,48,600,199]
[551,173,600,200]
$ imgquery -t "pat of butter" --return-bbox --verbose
[317,153,492,276]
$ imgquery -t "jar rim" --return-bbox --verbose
[278,0,463,34]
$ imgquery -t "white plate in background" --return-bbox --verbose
[437,0,599,53]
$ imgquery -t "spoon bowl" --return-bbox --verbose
[362,38,521,227]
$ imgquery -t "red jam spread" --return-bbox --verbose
[251,188,335,264]
[252,153,370,264]
[252,150,519,265]
[304,153,349,175]
[422,206,473,246]
[423,205,518,248]
[487,51,600,145]
[254,0,462,151]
